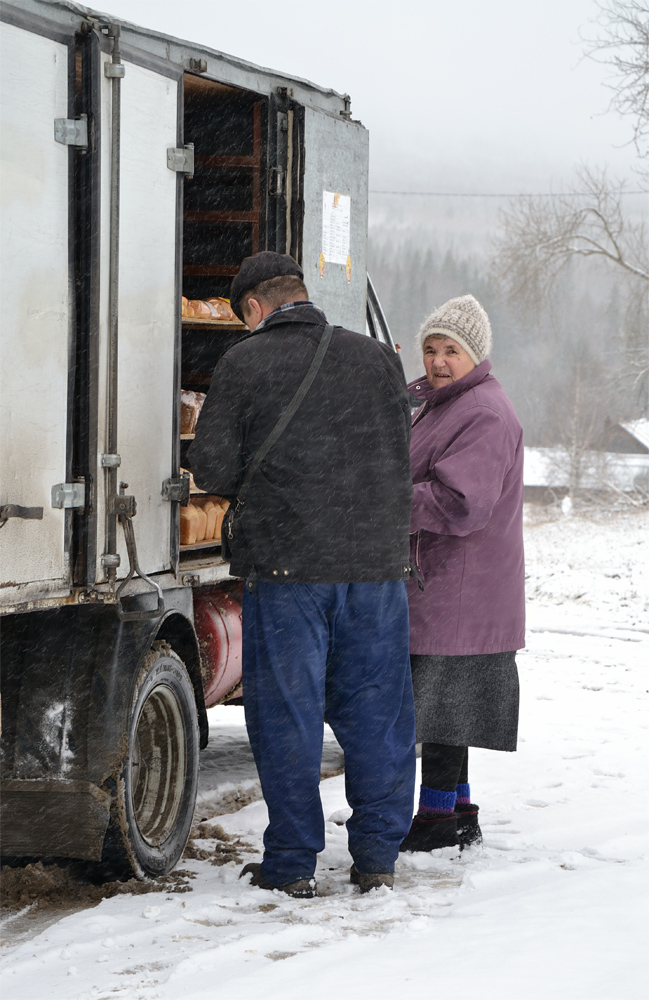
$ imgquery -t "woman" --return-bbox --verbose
[401,294,525,852]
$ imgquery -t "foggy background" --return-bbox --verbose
[97,0,648,454]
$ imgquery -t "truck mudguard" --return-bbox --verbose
[0,592,207,860]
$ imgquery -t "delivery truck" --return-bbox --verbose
[0,0,394,878]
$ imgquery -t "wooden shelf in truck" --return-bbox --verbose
[180,539,222,552]
[182,317,247,328]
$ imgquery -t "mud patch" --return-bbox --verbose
[194,781,263,819]
[320,766,345,780]
[0,825,248,934]
[0,860,193,916]
[183,822,251,866]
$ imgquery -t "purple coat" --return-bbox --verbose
[407,360,525,655]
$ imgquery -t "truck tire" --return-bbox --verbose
[102,641,199,879]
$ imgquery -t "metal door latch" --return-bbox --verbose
[0,504,43,527]
[54,115,88,147]
[161,474,190,503]
[51,482,85,509]
[167,145,194,177]
[108,493,136,517]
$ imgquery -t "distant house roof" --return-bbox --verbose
[524,446,649,490]
[619,419,649,453]
[598,418,649,454]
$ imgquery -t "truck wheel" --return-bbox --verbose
[102,641,199,879]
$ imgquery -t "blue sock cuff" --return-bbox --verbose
[419,786,457,813]
[456,783,471,802]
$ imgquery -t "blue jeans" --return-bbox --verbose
[242,580,416,886]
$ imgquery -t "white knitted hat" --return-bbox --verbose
[417,294,492,365]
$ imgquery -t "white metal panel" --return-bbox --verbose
[0,22,71,600]
[95,54,178,581]
[301,109,369,335]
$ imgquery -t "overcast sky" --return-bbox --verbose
[93,0,640,195]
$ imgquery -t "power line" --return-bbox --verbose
[369,189,648,197]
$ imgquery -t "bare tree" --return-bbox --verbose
[583,1,649,166]
[492,3,649,307]
[554,364,606,505]
[622,280,649,403]
[491,166,648,309]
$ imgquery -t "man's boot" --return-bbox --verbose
[240,862,316,898]
[349,865,394,892]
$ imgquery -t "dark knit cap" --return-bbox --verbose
[229,251,304,321]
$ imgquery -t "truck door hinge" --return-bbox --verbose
[54,115,88,147]
[269,166,285,197]
[167,144,194,178]
[161,474,190,504]
[51,482,85,509]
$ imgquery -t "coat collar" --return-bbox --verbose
[256,303,328,333]
[408,358,492,409]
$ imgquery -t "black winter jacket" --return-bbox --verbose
[187,304,413,583]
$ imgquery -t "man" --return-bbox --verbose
[188,251,415,896]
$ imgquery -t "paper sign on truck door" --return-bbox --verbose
[322,191,351,265]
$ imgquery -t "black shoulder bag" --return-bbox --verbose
[221,324,334,562]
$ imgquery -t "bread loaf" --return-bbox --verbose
[202,500,218,541]
[182,296,240,323]
[182,470,205,495]
[214,499,229,541]
[194,504,208,543]
[186,299,212,319]
[213,503,225,540]
[181,390,197,435]
[180,505,199,546]
[206,297,236,322]
[181,390,206,435]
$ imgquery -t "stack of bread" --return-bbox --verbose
[180,496,230,546]
[182,296,238,322]
[181,389,206,435]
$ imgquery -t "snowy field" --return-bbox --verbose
[1,507,648,1000]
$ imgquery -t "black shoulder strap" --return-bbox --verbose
[236,323,334,502]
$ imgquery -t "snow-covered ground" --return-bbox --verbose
[1,508,648,1000]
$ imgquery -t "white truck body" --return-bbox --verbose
[0,0,393,873]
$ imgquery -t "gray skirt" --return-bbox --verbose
[410,652,519,752]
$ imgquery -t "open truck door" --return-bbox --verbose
[0,10,77,607]
[298,104,369,335]
[93,31,182,599]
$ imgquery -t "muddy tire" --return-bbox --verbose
[102,641,199,879]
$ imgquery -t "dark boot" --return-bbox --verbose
[399,811,460,852]
[349,864,394,893]
[455,803,482,848]
[239,862,316,898]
